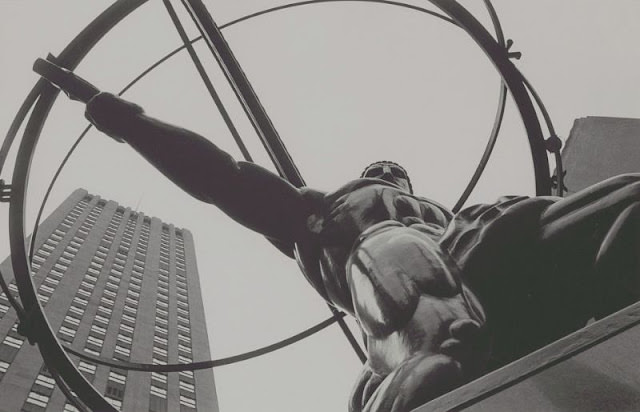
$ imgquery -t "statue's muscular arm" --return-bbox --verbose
[86,93,315,244]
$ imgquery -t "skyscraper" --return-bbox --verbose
[0,189,218,411]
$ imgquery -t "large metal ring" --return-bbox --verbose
[2,1,554,410]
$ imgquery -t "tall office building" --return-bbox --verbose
[0,189,218,411]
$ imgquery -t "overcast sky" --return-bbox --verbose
[1,1,639,411]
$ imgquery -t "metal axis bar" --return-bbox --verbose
[180,0,305,187]
[64,313,346,372]
[161,0,253,162]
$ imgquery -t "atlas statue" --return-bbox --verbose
[38,62,640,412]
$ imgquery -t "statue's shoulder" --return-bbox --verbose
[311,178,374,205]
[299,186,326,203]
[446,196,558,240]
[332,177,382,193]
[324,178,410,200]
[411,194,454,221]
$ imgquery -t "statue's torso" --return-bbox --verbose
[297,179,452,312]
[297,180,485,383]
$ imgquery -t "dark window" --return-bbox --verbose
[105,381,125,400]
[149,395,167,412]
[0,343,19,363]
[21,402,45,412]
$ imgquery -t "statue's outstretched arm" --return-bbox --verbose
[31,59,314,244]
[85,92,313,243]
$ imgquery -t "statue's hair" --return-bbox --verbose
[361,160,413,193]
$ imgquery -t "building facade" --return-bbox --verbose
[0,189,218,411]
[561,116,640,194]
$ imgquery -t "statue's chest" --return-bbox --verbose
[320,186,427,241]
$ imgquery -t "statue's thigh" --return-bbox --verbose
[348,223,459,338]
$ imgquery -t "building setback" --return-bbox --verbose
[561,116,640,194]
[0,189,218,411]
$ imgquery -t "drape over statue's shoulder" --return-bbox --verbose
[440,195,562,366]
[440,195,559,262]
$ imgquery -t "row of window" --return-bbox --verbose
[160,233,196,409]
[58,247,100,343]
[56,207,115,350]
[100,216,147,410]
[169,237,193,367]
[3,202,190,410]
[20,364,56,412]
[119,215,139,252]
[173,237,197,407]
[110,217,142,370]
[56,198,90,231]
[26,203,100,307]
[39,203,105,307]
[5,208,199,410]
[0,283,17,318]
[150,228,171,412]
[68,209,126,409]
[3,202,103,384]
[0,323,25,381]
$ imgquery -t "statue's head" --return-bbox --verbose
[361,161,413,193]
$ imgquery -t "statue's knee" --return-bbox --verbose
[619,181,640,200]
[593,202,640,319]
[606,173,640,186]
[597,201,640,262]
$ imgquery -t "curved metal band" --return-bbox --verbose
[19,0,511,248]
[93,0,527,210]
[452,0,507,212]
[3,1,553,409]
[64,313,343,372]
[43,345,91,412]
[20,0,510,371]
[23,1,457,270]
[214,0,550,202]
[520,74,564,196]
[4,0,451,334]
[429,0,549,195]
[8,1,149,411]
[118,0,510,212]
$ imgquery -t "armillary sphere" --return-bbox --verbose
[0,1,561,410]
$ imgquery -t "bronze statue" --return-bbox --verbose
[40,64,640,412]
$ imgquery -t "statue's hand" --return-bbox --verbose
[85,93,144,143]
[32,58,140,144]
[33,58,99,103]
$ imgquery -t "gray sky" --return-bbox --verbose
[1,1,639,411]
